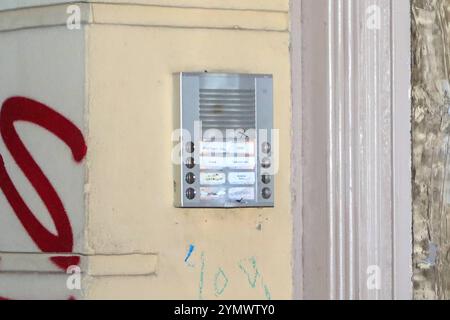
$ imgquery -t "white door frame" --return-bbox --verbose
[291,0,412,300]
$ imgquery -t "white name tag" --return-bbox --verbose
[200,157,226,169]
[228,172,256,185]
[228,187,255,201]
[200,142,226,155]
[226,142,255,155]
[200,156,255,170]
[200,142,255,155]
[200,187,226,201]
[227,157,256,170]
[200,172,226,185]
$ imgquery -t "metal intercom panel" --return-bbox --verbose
[173,72,274,208]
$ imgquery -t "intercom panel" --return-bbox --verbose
[173,72,275,208]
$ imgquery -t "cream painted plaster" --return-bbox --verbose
[84,3,292,299]
[0,0,293,300]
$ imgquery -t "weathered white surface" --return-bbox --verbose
[0,26,86,254]
[0,0,75,11]
[0,23,86,299]
[300,0,412,300]
[0,273,80,300]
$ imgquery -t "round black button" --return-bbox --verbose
[186,188,196,200]
[185,157,195,169]
[186,172,196,184]
[186,142,195,154]
[262,188,272,199]
[261,157,271,169]
[262,142,271,154]
[262,175,271,184]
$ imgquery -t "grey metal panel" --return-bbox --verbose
[172,74,182,207]
[174,72,274,208]
[180,73,200,207]
[256,76,274,205]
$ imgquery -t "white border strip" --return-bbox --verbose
[290,0,303,300]
[294,0,412,299]
[391,0,413,300]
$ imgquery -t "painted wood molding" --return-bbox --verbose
[293,0,412,300]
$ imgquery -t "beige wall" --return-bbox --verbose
[0,0,293,300]
[84,1,293,300]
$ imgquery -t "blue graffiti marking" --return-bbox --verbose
[184,244,195,263]
[214,268,229,297]
[199,251,206,300]
[238,257,260,288]
[262,280,272,300]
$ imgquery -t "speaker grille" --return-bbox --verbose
[199,88,256,130]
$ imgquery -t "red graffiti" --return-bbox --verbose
[0,97,87,271]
